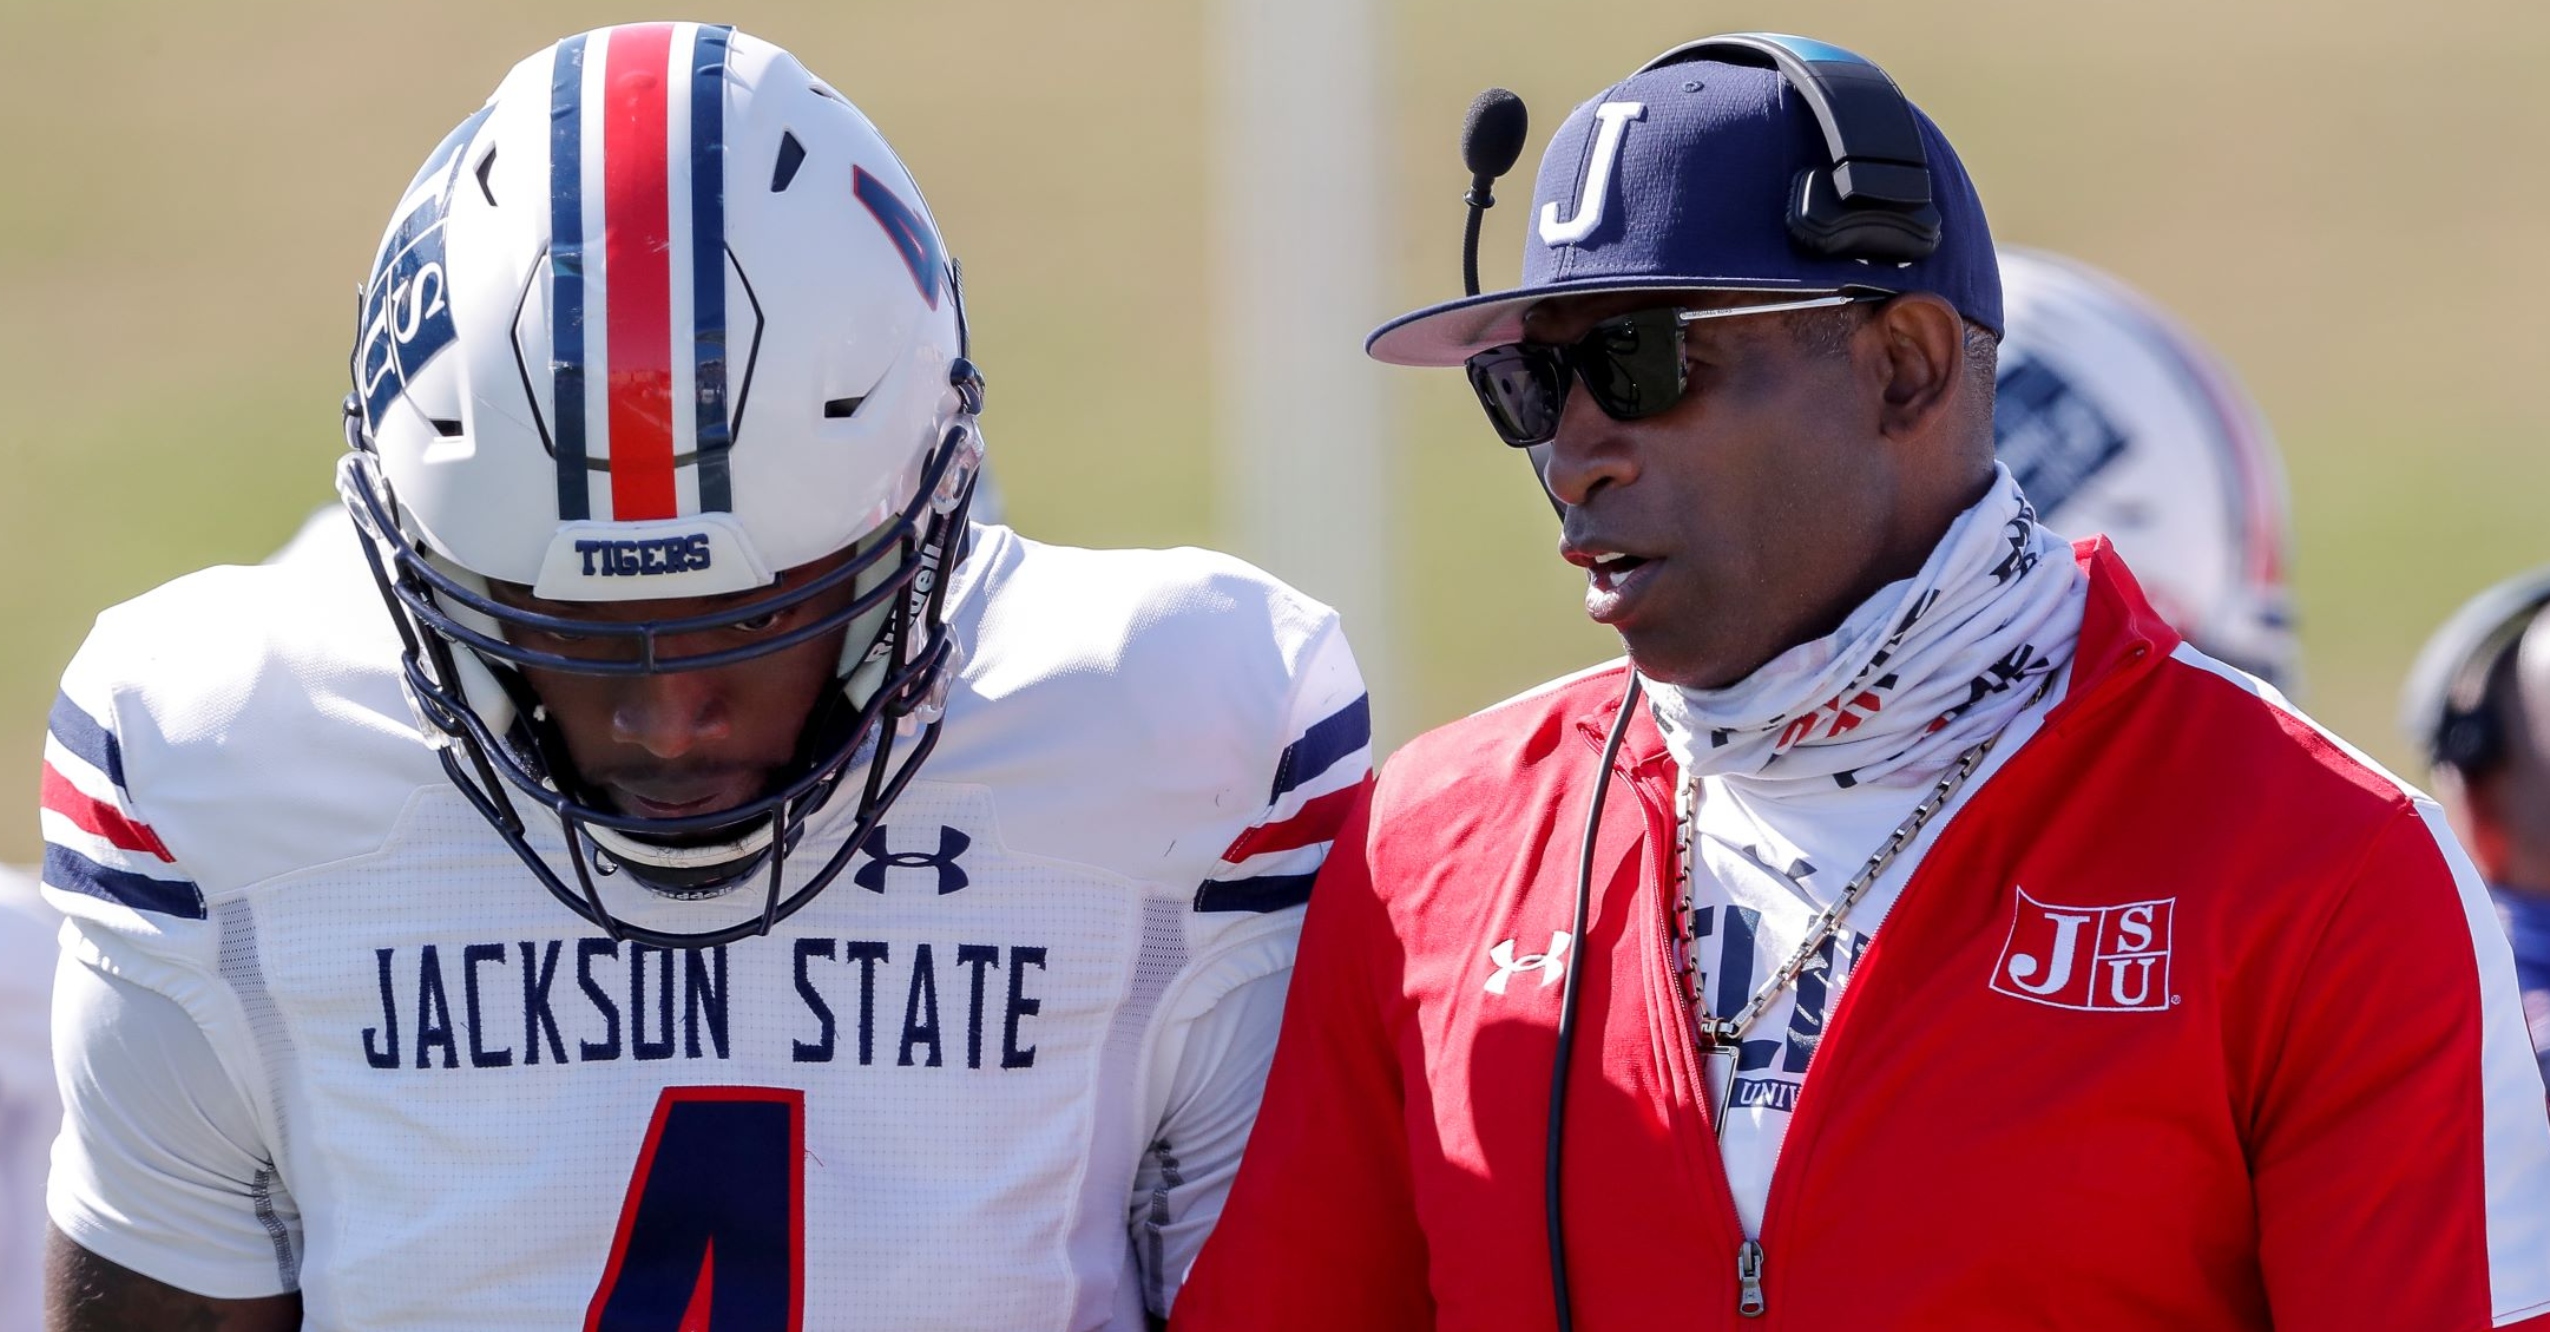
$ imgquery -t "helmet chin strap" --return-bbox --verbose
[581,815,781,898]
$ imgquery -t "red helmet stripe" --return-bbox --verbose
[599,22,680,521]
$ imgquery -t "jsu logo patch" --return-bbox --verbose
[1990,888,2175,1012]
[1484,931,1571,995]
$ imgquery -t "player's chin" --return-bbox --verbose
[602,775,773,824]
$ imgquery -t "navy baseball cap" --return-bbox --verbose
[1368,37,2001,366]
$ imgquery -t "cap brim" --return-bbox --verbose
[1366,274,1858,367]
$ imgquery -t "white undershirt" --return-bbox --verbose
[1682,658,2075,1238]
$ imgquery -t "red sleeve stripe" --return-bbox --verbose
[1221,781,1363,864]
[40,762,173,862]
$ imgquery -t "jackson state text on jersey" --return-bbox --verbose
[38,522,1368,1329]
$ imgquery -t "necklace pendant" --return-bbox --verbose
[1701,1043,1740,1140]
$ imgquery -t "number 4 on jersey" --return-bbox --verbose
[588,1087,806,1331]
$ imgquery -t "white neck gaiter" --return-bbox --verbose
[1640,464,2081,791]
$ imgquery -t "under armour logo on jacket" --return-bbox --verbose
[1485,932,1573,995]
[1539,102,1644,245]
[853,824,972,895]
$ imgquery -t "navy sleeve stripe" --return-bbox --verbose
[44,844,206,920]
[48,690,125,788]
[1194,872,1317,915]
[1269,694,1371,801]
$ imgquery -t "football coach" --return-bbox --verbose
[1177,33,2550,1331]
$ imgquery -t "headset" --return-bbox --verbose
[2405,567,2550,779]
[1634,33,1941,262]
[1447,34,1948,1330]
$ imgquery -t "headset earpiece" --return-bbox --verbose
[2437,707,2506,776]
[1637,32,1942,263]
[2405,568,2550,780]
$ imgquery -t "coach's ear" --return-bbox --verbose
[1870,293,1963,439]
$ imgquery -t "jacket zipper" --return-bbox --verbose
[1560,704,1805,1316]
[1598,728,1767,1323]
[1654,779,1772,1319]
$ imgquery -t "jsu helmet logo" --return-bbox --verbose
[354,105,489,430]
[1484,932,1572,996]
[1990,888,2175,1012]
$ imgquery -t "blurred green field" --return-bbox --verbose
[3,0,2545,865]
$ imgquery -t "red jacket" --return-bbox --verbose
[1180,546,2550,1331]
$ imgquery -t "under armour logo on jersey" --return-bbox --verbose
[1485,932,1573,995]
[1990,888,2176,1012]
[1538,102,1644,245]
[853,825,971,895]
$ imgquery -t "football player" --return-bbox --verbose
[1993,246,2297,687]
[40,24,1363,1330]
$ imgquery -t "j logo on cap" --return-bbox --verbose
[1538,102,1645,246]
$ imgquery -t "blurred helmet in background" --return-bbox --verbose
[341,23,985,944]
[2400,566,2550,780]
[1994,246,2297,686]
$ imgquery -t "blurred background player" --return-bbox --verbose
[2404,568,2550,1085]
[0,865,55,1332]
[1992,246,2297,688]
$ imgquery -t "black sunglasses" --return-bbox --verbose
[1463,293,1878,448]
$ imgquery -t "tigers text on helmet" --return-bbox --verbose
[1992,247,2297,687]
[342,22,986,948]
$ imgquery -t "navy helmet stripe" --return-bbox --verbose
[690,24,734,512]
[548,32,592,521]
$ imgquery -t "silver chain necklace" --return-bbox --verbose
[1673,730,2003,1138]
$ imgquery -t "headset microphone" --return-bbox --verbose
[1459,88,1529,297]
[1453,88,1565,515]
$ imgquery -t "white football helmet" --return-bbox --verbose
[341,23,985,946]
[1994,247,2297,686]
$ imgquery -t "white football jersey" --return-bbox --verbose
[41,522,1368,1329]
